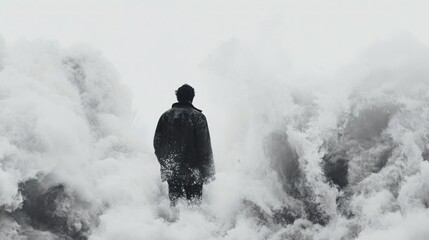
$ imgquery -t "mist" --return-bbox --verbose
[1,1,429,240]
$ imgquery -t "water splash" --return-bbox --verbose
[1,35,429,240]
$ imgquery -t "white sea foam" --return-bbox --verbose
[0,34,428,239]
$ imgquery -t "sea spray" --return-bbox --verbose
[0,35,429,239]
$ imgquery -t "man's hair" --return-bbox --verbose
[175,84,195,103]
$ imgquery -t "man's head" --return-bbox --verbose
[175,84,195,103]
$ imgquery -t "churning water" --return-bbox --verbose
[0,35,429,240]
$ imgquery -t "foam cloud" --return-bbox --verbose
[0,34,429,240]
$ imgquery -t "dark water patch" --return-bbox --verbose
[242,199,299,227]
[373,146,394,173]
[322,156,349,189]
[343,104,397,142]
[7,178,101,240]
[263,131,331,225]
[423,150,429,161]
[263,131,301,197]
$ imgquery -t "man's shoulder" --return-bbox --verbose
[166,106,203,115]
[188,107,206,120]
[194,111,208,124]
[159,108,174,120]
[163,108,175,114]
[160,104,206,122]
[160,107,198,118]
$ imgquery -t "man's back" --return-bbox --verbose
[154,102,215,184]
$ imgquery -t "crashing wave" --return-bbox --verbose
[0,35,429,240]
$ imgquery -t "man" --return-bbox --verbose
[154,84,215,206]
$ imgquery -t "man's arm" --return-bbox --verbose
[195,114,215,183]
[154,115,164,163]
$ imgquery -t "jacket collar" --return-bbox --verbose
[172,102,202,112]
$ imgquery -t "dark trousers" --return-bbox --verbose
[167,179,203,206]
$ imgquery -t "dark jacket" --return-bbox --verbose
[154,102,215,184]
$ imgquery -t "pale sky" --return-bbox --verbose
[1,0,429,140]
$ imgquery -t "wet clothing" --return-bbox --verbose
[168,179,202,205]
[154,102,215,187]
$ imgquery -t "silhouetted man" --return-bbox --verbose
[154,84,215,206]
